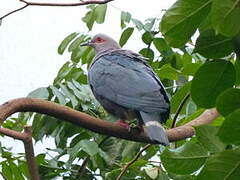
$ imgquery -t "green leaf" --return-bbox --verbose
[211,0,240,37]
[157,170,170,180]
[195,126,225,153]
[156,64,180,80]
[153,38,171,53]
[53,61,72,84]
[78,140,99,156]
[199,14,213,32]
[67,81,88,102]
[144,18,156,31]
[59,83,78,108]
[132,18,144,30]
[121,142,141,161]
[119,27,134,47]
[218,109,240,145]
[194,29,234,58]
[94,4,107,24]
[182,63,202,76]
[145,167,159,179]
[49,85,66,105]
[171,82,191,114]
[121,11,131,29]
[82,10,95,31]
[27,87,49,99]
[139,48,154,60]
[161,141,208,175]
[234,59,240,85]
[68,35,86,52]
[191,60,236,108]
[142,31,154,44]
[160,0,211,47]
[216,88,240,116]
[58,32,78,55]
[197,149,240,180]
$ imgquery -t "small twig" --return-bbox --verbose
[0,4,28,21]
[171,93,190,128]
[0,0,113,22]
[19,0,114,6]
[78,156,90,177]
[116,144,151,180]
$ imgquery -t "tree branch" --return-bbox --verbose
[116,144,151,180]
[0,98,219,144]
[0,126,40,180]
[19,0,114,6]
[22,126,40,180]
[0,0,113,22]
[0,4,28,21]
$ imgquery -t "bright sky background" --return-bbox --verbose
[0,0,176,177]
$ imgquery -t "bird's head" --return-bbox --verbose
[81,33,120,53]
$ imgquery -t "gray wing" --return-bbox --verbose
[88,53,169,113]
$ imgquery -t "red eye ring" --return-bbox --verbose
[95,37,105,43]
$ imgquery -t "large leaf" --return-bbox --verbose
[58,32,78,55]
[119,27,134,47]
[197,149,240,180]
[211,0,240,37]
[216,88,240,116]
[160,0,211,47]
[194,29,234,58]
[195,126,225,153]
[161,141,208,175]
[191,60,236,108]
[217,109,240,145]
[234,59,240,85]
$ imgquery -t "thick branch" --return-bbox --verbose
[0,98,219,144]
[22,126,40,180]
[0,126,40,180]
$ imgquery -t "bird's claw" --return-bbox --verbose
[116,120,130,130]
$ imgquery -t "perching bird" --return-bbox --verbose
[81,33,170,145]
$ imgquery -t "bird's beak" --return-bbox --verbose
[80,41,92,47]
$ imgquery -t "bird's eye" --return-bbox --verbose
[95,37,105,43]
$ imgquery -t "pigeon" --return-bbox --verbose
[81,33,170,145]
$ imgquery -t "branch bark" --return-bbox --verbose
[0,0,113,21]
[0,98,219,144]
[0,126,40,180]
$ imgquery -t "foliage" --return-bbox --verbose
[2,0,240,179]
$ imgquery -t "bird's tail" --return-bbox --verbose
[140,111,169,146]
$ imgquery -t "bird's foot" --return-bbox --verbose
[131,124,144,133]
[116,120,130,131]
